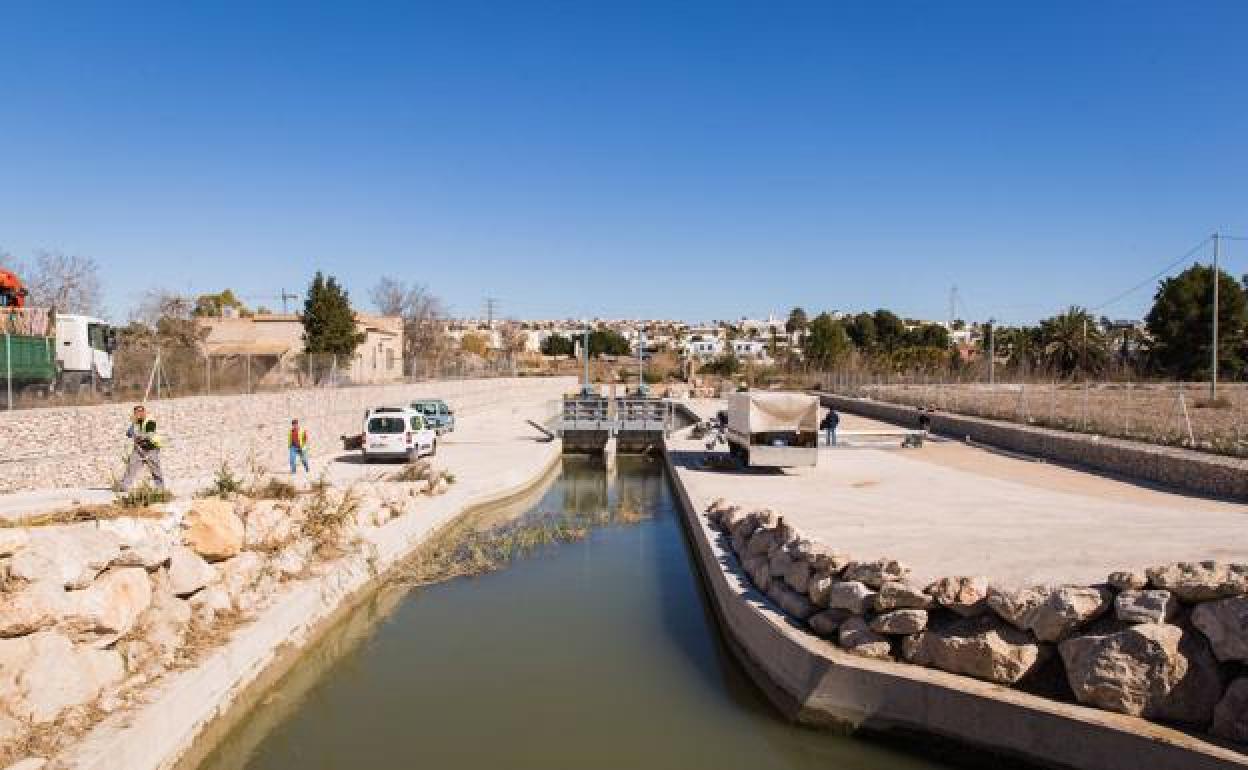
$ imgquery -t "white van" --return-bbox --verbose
[362,408,438,462]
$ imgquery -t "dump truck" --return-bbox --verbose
[725,391,819,468]
[2,309,117,404]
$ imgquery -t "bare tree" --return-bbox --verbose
[498,320,528,358]
[23,251,103,316]
[370,277,452,372]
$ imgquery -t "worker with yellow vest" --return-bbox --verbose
[120,404,165,491]
[288,418,311,474]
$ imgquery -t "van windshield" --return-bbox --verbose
[368,417,406,434]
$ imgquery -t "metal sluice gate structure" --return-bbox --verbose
[558,396,675,454]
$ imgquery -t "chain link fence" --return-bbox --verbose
[2,348,533,410]
[817,369,1248,458]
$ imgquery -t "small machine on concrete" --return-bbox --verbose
[725,391,819,468]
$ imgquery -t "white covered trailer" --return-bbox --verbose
[725,391,819,467]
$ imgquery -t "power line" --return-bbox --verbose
[1089,236,1211,313]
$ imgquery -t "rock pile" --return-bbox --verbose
[704,498,1248,744]
[0,472,426,766]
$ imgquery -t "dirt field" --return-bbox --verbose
[852,381,1248,458]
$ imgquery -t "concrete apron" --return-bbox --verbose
[56,441,565,770]
[661,446,1248,770]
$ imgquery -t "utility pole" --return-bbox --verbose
[484,297,499,327]
[280,289,298,314]
[637,326,646,396]
[949,285,957,330]
[987,318,995,386]
[1212,232,1220,401]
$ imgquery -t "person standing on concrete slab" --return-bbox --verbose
[917,407,932,433]
[288,418,311,474]
[120,405,165,491]
[820,408,839,447]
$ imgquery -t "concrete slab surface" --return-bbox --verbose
[673,401,1248,588]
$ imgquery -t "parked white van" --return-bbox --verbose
[362,407,437,462]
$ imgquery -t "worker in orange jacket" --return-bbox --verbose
[288,419,310,474]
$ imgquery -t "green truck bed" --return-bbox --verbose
[2,334,58,386]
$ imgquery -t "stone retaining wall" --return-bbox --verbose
[703,498,1248,761]
[820,393,1248,501]
[0,377,573,493]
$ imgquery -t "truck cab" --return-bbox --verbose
[55,314,115,390]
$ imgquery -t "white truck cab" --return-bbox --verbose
[362,407,437,462]
[55,314,115,390]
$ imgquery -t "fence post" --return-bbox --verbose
[1082,381,1089,431]
[5,331,11,411]
[1125,381,1131,437]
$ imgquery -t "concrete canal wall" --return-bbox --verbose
[664,443,1248,770]
[819,393,1248,501]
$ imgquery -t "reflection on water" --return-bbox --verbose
[194,457,958,770]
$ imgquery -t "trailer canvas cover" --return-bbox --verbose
[730,391,819,435]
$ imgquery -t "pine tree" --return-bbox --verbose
[302,272,365,361]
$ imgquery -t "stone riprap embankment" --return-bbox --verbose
[0,386,566,770]
[820,393,1248,501]
[705,497,1248,756]
[0,377,569,494]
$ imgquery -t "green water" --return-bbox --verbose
[194,457,958,770]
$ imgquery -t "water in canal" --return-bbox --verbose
[194,457,958,770]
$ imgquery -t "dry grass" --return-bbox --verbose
[863,381,1248,457]
[250,477,300,501]
[299,480,361,558]
[390,460,433,483]
[0,500,168,529]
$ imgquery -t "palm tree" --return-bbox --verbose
[1040,306,1108,378]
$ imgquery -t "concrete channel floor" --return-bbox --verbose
[674,403,1248,589]
[0,394,559,524]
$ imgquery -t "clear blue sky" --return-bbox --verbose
[1,1,1245,325]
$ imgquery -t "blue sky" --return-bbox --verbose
[1,1,1245,325]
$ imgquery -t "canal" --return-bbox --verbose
[193,457,959,770]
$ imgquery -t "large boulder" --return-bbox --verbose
[989,584,1111,642]
[1059,623,1222,726]
[0,581,67,637]
[62,568,152,646]
[188,586,233,626]
[874,581,933,611]
[807,573,835,607]
[925,575,989,617]
[1213,677,1248,744]
[767,583,815,620]
[217,551,265,608]
[903,614,1048,684]
[808,609,853,638]
[168,546,218,597]
[100,517,175,570]
[8,527,122,589]
[842,559,909,589]
[0,631,124,723]
[838,617,892,660]
[183,498,244,562]
[871,609,928,635]
[1146,562,1248,602]
[826,581,875,613]
[1192,597,1248,663]
[744,555,771,593]
[783,559,813,594]
[1115,590,1178,625]
[243,501,299,550]
[117,573,191,674]
[1108,571,1147,591]
[791,541,849,573]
